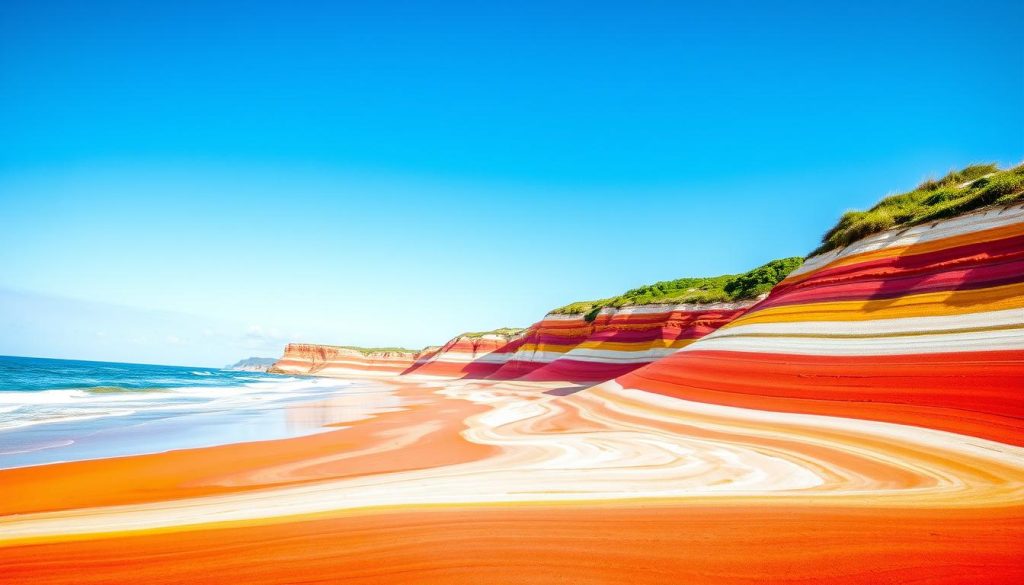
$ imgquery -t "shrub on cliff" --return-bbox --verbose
[551,257,805,321]
[812,163,1024,256]
[723,257,805,299]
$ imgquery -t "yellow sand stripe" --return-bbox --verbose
[725,282,1024,327]
[713,322,1024,341]
[575,339,695,351]
[519,339,696,354]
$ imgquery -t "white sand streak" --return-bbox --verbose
[2,380,1022,543]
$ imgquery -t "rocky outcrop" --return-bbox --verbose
[269,343,424,377]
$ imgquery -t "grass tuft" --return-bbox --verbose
[812,163,1023,256]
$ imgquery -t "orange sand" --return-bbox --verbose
[2,503,1021,585]
[2,379,1021,583]
[0,383,495,516]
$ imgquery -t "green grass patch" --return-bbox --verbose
[328,345,422,355]
[459,327,526,338]
[550,257,804,321]
[813,163,1023,256]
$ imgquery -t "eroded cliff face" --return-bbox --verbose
[403,334,522,378]
[269,343,423,378]
[270,302,756,383]
[485,302,753,381]
[518,302,755,381]
[612,203,1024,445]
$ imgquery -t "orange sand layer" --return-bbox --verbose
[2,503,1021,585]
[0,383,495,516]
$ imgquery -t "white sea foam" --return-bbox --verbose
[0,372,385,470]
[0,377,356,432]
[0,439,75,456]
[0,407,138,431]
[0,389,89,405]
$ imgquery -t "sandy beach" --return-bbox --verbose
[3,376,1022,584]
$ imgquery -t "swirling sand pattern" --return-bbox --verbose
[1,376,1021,583]
[1,206,1022,583]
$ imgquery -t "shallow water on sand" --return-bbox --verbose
[0,355,401,469]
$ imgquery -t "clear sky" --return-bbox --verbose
[1,0,1022,367]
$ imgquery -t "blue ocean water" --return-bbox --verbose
[0,355,278,393]
[0,355,400,469]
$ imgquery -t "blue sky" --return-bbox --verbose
[1,0,1021,366]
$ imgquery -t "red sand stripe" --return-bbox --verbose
[618,349,1024,445]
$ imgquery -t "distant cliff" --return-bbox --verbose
[224,357,278,372]
[268,344,426,377]
[266,259,798,383]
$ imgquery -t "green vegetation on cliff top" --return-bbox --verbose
[551,257,804,321]
[459,327,526,338]
[812,163,1024,256]
[326,345,421,355]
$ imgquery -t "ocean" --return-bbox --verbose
[0,355,400,469]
